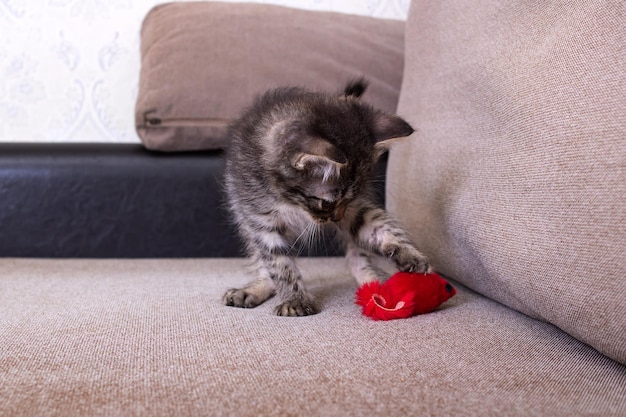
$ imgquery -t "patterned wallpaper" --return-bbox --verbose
[0,0,409,144]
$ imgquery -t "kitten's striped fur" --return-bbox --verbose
[223,80,430,316]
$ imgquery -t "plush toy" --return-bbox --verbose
[355,271,456,320]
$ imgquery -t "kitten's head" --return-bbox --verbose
[268,79,414,224]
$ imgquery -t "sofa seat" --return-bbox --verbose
[1,257,624,417]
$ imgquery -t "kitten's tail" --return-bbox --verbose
[343,78,368,99]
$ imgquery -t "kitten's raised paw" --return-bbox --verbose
[388,247,432,274]
[223,288,265,309]
[274,298,319,317]
[401,258,432,274]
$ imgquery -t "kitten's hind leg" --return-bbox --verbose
[223,277,275,309]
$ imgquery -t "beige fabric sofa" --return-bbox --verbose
[1,1,624,416]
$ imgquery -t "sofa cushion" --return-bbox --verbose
[1,258,625,417]
[135,2,405,151]
[387,1,626,363]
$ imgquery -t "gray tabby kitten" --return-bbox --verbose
[223,80,431,316]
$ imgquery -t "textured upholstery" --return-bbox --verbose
[387,0,626,363]
[1,258,624,417]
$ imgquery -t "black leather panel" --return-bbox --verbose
[0,144,384,258]
[0,144,242,257]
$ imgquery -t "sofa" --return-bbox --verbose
[1,1,624,416]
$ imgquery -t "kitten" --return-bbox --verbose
[222,79,431,316]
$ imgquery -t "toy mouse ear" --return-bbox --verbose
[372,111,415,154]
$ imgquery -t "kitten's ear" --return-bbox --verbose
[292,138,347,180]
[372,111,415,152]
[342,78,368,99]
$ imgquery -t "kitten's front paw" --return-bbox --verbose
[223,288,265,309]
[401,257,432,274]
[386,246,432,274]
[274,297,319,317]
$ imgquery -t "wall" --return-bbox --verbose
[0,0,408,144]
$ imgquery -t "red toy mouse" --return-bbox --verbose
[355,271,456,320]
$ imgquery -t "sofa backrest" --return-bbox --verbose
[388,0,625,364]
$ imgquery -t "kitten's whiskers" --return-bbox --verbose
[290,222,316,255]
[306,223,321,256]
